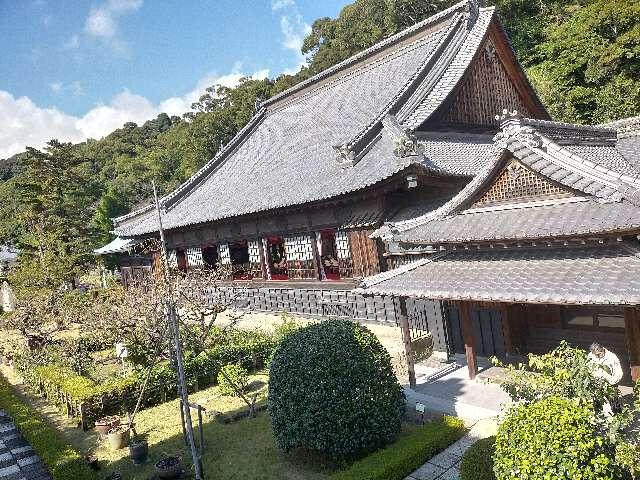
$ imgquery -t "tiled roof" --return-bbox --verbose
[394,197,640,243]
[114,3,498,237]
[417,132,496,176]
[600,116,640,171]
[375,114,640,243]
[358,243,640,305]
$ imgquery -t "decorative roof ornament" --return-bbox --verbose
[466,0,480,30]
[333,144,355,166]
[495,109,520,124]
[493,110,543,150]
[382,114,422,158]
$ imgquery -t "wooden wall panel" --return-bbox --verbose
[444,39,532,127]
[624,307,640,382]
[348,229,380,278]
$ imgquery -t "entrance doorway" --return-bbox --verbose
[447,305,506,357]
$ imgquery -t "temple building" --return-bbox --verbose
[360,112,640,384]
[99,0,640,383]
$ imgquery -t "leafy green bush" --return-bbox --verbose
[616,442,640,479]
[331,416,465,480]
[217,364,249,396]
[494,396,616,480]
[460,437,496,480]
[0,376,92,479]
[18,326,282,425]
[494,341,617,410]
[269,320,406,460]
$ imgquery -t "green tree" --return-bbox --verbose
[14,141,98,286]
[527,0,640,123]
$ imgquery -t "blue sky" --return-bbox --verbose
[0,0,349,158]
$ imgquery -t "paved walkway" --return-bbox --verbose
[0,410,50,480]
[405,362,511,423]
[405,418,498,480]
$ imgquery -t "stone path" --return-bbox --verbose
[0,410,50,480]
[405,418,498,480]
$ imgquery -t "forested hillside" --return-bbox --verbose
[1,0,638,286]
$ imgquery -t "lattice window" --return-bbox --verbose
[248,240,261,263]
[284,235,316,280]
[284,235,314,261]
[335,231,351,259]
[186,247,203,267]
[218,243,231,264]
[247,240,264,279]
[167,250,178,269]
[472,161,571,207]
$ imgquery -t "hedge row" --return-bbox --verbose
[331,416,466,480]
[20,328,278,426]
[0,376,93,480]
[460,437,496,480]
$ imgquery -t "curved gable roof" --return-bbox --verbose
[376,114,640,243]
[114,2,500,237]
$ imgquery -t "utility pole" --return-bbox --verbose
[152,181,203,480]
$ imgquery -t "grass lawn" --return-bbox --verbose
[41,371,422,480]
[53,373,346,479]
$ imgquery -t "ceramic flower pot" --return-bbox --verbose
[106,426,130,450]
[95,416,120,435]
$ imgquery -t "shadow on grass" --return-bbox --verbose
[96,401,340,480]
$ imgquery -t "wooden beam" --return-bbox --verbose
[398,297,416,389]
[499,303,513,356]
[624,307,640,382]
[459,302,478,380]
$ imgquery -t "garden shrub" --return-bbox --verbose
[269,319,406,460]
[18,326,283,425]
[495,341,617,410]
[331,416,465,480]
[460,437,496,480]
[0,376,92,479]
[217,364,249,396]
[494,396,616,480]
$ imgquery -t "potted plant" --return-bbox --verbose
[107,425,130,450]
[95,415,121,435]
[155,456,182,479]
[129,438,148,465]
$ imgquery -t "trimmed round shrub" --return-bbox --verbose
[494,396,616,480]
[460,437,496,480]
[268,320,405,459]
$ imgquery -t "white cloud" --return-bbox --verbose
[271,0,294,10]
[50,82,63,93]
[0,91,85,158]
[49,81,83,96]
[0,65,270,158]
[85,8,116,38]
[273,1,311,75]
[159,63,270,116]
[84,0,142,39]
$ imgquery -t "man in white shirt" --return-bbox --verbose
[588,342,623,414]
[588,342,624,385]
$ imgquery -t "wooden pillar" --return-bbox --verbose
[499,303,514,356]
[459,301,478,380]
[624,307,640,382]
[398,296,416,389]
